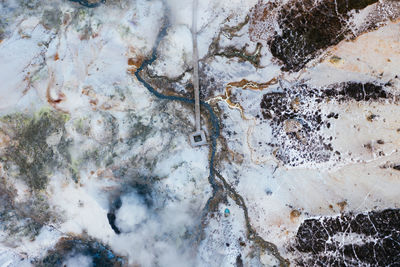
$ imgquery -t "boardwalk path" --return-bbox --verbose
[134,25,221,193]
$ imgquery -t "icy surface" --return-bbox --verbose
[0,0,400,266]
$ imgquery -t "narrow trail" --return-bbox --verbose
[134,25,220,194]
[69,1,288,265]
[134,23,288,267]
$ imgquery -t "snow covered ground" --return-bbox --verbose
[0,0,399,266]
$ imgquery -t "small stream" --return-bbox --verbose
[70,0,221,191]
[61,3,287,264]
[134,25,220,193]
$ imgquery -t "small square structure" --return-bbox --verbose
[189,130,207,147]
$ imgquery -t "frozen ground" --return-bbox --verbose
[0,0,399,266]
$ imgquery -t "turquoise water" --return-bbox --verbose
[69,0,105,8]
